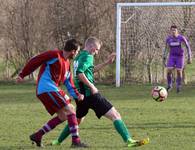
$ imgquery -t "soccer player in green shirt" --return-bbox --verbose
[52,37,149,148]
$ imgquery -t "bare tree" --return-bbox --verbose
[2,0,52,79]
[1,0,194,83]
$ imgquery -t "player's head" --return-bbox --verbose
[84,37,102,55]
[170,25,178,36]
[63,39,81,59]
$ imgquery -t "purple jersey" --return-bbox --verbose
[165,34,192,69]
[166,34,191,57]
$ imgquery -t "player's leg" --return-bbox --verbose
[62,103,88,148]
[30,115,64,147]
[166,56,175,91]
[52,118,84,145]
[104,107,149,147]
[90,93,149,147]
[62,103,80,144]
[30,90,87,148]
[176,69,183,93]
[52,98,89,146]
[166,68,174,91]
[176,56,184,93]
[30,92,68,147]
[104,107,130,142]
[90,94,130,142]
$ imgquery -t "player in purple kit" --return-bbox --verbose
[16,39,87,148]
[163,25,192,93]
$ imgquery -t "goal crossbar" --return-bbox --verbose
[117,2,195,7]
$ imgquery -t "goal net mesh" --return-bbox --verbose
[120,5,195,84]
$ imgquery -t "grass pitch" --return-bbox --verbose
[0,83,195,150]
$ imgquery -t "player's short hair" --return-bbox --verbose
[85,37,102,48]
[170,25,177,29]
[64,39,80,52]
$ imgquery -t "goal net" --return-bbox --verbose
[116,2,195,87]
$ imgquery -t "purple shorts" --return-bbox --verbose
[166,56,184,69]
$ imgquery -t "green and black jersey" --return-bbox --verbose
[73,50,94,97]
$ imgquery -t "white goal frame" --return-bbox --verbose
[116,2,195,87]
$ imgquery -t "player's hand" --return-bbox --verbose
[16,76,24,83]
[105,52,116,64]
[90,85,98,95]
[77,94,84,101]
[187,58,192,64]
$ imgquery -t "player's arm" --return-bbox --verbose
[94,52,116,72]
[64,69,84,101]
[183,36,192,64]
[77,73,98,94]
[16,50,59,82]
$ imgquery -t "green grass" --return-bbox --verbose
[185,60,195,82]
[0,84,195,150]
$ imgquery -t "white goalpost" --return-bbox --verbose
[116,2,195,87]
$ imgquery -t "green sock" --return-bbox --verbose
[113,119,131,142]
[58,123,70,143]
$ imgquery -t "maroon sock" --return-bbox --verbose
[67,114,80,144]
[35,116,63,140]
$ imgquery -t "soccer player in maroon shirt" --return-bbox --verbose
[16,39,87,148]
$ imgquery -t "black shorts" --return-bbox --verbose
[75,93,113,119]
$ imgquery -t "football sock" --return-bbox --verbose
[167,73,172,88]
[113,119,131,142]
[67,114,80,144]
[57,119,81,143]
[58,124,70,143]
[36,116,63,140]
[176,75,182,88]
